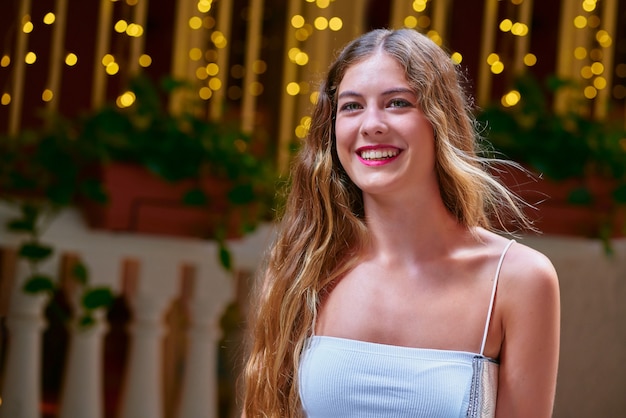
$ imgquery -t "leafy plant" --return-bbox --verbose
[477,73,626,245]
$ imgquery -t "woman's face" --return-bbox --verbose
[334,51,437,200]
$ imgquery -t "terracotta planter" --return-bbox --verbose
[80,163,254,239]
[497,167,625,238]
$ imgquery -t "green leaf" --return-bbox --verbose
[612,184,626,204]
[182,188,208,206]
[72,261,89,286]
[82,287,114,310]
[19,241,53,262]
[567,187,593,205]
[6,219,36,233]
[218,242,232,271]
[78,315,95,328]
[23,275,55,294]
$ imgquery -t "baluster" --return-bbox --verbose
[0,260,51,418]
[178,262,234,418]
[58,253,118,418]
[118,258,176,418]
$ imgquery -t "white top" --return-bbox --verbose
[298,240,515,417]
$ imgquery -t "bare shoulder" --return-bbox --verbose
[495,237,560,332]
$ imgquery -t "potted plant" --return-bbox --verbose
[477,73,626,247]
[0,75,277,311]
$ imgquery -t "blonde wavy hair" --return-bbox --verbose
[242,28,531,417]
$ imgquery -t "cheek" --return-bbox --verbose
[334,120,353,165]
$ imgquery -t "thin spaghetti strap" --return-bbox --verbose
[479,239,515,356]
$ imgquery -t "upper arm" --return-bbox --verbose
[496,246,560,418]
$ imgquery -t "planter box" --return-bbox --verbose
[498,167,625,238]
[80,163,252,239]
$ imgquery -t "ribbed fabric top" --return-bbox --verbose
[298,239,515,417]
[299,336,475,417]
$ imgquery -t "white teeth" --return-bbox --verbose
[360,149,399,160]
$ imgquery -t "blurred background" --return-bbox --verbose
[0,0,625,417]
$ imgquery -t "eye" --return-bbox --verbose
[339,102,362,112]
[388,98,412,108]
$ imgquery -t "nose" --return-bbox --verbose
[360,107,388,137]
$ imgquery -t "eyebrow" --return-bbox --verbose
[337,87,415,99]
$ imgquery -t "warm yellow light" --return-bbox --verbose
[203,16,216,29]
[43,13,55,25]
[491,61,504,74]
[582,0,596,12]
[286,82,300,95]
[253,60,267,74]
[249,81,263,96]
[42,89,53,102]
[102,54,115,66]
[587,15,600,28]
[23,21,34,34]
[574,47,587,60]
[126,23,144,37]
[211,31,227,48]
[580,66,593,79]
[189,16,203,30]
[295,28,310,41]
[196,67,208,80]
[511,23,528,36]
[591,62,604,75]
[501,90,521,107]
[523,53,537,66]
[487,53,500,65]
[404,16,418,29]
[198,0,212,13]
[208,77,222,90]
[427,30,442,46]
[114,20,128,33]
[1,93,10,105]
[596,30,612,47]
[593,77,607,90]
[450,52,462,65]
[589,48,603,61]
[413,0,427,13]
[106,62,119,75]
[316,0,330,8]
[310,91,319,104]
[1,55,10,67]
[65,53,78,66]
[295,51,309,66]
[25,52,36,64]
[206,63,219,76]
[139,54,152,67]
[329,17,343,31]
[511,0,523,4]
[126,0,139,5]
[291,15,305,28]
[199,86,212,100]
[314,17,328,30]
[301,116,312,129]
[499,19,512,32]
[120,91,136,107]
[573,16,587,29]
[583,86,597,99]
[295,125,308,139]
[189,47,203,61]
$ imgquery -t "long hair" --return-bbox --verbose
[242,28,531,417]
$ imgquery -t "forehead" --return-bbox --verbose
[338,52,409,92]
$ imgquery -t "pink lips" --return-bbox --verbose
[356,145,401,166]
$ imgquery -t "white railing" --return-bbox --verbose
[0,204,274,418]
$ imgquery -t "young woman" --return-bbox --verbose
[242,28,560,417]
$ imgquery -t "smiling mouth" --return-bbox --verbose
[359,148,400,161]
